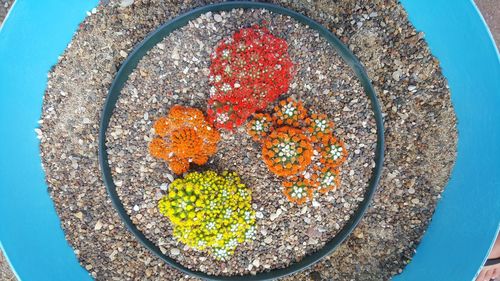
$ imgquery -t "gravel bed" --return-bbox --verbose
[105,8,375,276]
[0,0,13,25]
[0,249,16,281]
[39,0,457,280]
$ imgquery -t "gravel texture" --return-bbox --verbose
[475,0,500,48]
[105,8,375,276]
[39,0,457,280]
[0,0,13,25]
[0,249,16,281]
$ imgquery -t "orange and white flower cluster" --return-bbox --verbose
[247,97,348,204]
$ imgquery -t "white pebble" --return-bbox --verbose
[166,173,174,182]
[270,209,282,221]
[94,220,103,231]
[171,49,180,60]
[160,183,169,191]
[119,0,134,8]
[133,205,139,211]
[214,14,223,22]
[312,200,321,208]
[255,211,264,219]
[34,128,43,139]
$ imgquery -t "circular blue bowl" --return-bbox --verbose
[0,1,498,281]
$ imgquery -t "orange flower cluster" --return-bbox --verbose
[305,113,335,142]
[311,166,340,194]
[149,105,220,174]
[273,98,307,127]
[247,97,348,204]
[319,135,347,168]
[262,126,313,177]
[246,113,273,142]
[283,178,313,205]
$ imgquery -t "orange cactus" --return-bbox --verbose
[149,105,220,174]
[305,113,334,142]
[246,113,273,142]
[319,135,348,168]
[167,156,190,175]
[272,97,307,127]
[282,177,314,205]
[310,166,341,194]
[247,97,348,205]
[262,126,313,177]
[149,138,170,159]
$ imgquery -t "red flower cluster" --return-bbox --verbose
[207,25,294,130]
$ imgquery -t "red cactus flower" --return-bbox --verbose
[208,25,294,130]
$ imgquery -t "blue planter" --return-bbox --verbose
[0,1,499,280]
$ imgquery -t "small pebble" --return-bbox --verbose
[160,183,169,191]
[170,248,180,256]
[94,220,103,231]
[119,0,134,8]
[214,14,223,22]
[166,173,174,182]
[255,211,264,219]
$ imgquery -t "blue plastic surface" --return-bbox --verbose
[394,1,500,280]
[0,1,97,281]
[0,1,499,281]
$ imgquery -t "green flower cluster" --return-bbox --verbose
[158,170,256,260]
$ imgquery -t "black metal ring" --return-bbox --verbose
[98,2,385,280]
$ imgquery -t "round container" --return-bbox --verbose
[98,2,385,280]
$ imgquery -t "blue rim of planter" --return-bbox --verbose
[98,2,384,280]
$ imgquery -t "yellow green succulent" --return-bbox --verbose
[158,170,256,260]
